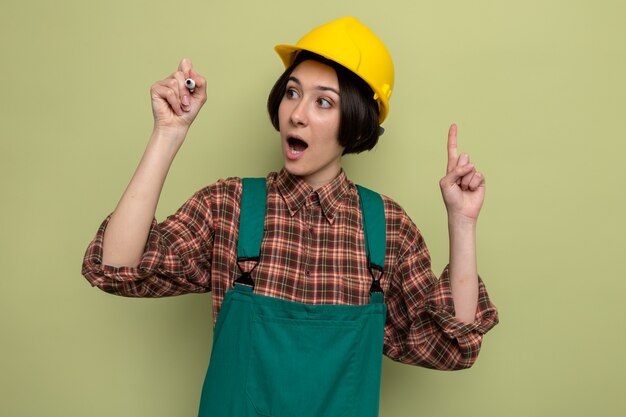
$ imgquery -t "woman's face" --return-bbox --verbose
[278,59,344,189]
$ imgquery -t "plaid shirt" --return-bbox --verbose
[82,169,498,370]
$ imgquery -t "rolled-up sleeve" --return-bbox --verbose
[383,212,498,370]
[81,188,214,297]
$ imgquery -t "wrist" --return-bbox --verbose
[447,212,478,229]
[151,124,189,142]
[149,126,188,159]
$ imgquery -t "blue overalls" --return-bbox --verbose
[198,178,387,417]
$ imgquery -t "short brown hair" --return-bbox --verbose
[267,51,381,155]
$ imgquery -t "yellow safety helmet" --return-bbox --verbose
[275,16,394,124]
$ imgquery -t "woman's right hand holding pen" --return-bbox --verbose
[150,58,207,141]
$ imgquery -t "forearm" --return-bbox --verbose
[102,128,186,267]
[447,214,479,324]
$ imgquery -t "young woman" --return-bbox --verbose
[82,16,498,417]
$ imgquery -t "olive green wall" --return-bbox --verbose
[2,0,625,416]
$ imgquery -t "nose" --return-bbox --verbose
[290,100,308,127]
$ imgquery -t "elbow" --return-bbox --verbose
[80,264,149,298]
[440,336,483,370]
[424,349,480,371]
[385,334,482,371]
[442,353,478,371]
[438,333,483,370]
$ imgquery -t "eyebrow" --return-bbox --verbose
[288,76,340,96]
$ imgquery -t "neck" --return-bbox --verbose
[303,168,342,190]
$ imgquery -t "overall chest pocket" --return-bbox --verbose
[246,314,362,417]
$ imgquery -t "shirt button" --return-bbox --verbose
[328,213,334,220]
[305,270,311,276]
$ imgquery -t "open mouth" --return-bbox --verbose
[287,137,308,154]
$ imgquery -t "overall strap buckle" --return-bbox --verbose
[368,264,384,294]
[234,257,259,289]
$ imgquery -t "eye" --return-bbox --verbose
[317,97,332,108]
[285,88,299,99]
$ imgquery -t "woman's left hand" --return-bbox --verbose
[439,124,486,222]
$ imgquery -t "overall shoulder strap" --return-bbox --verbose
[356,185,386,271]
[237,178,267,260]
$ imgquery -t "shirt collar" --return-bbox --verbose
[274,168,350,224]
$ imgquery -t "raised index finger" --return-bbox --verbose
[178,58,193,78]
[447,123,458,173]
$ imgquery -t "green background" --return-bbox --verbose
[2,0,625,416]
